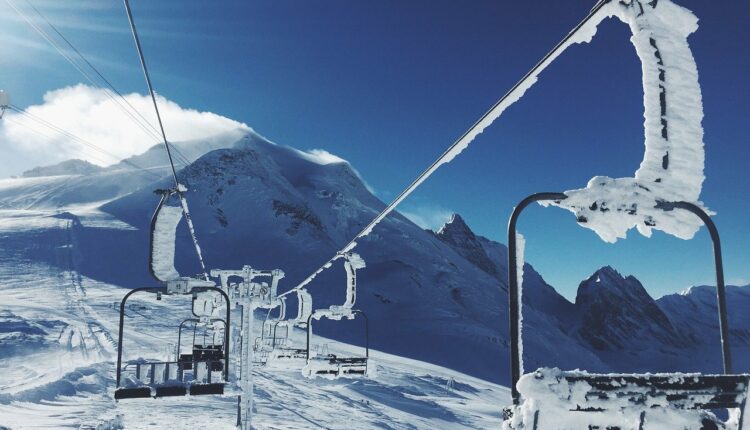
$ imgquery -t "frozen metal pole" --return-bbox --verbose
[240,303,254,430]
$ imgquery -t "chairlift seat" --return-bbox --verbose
[155,385,187,398]
[114,387,152,400]
[307,354,368,376]
[275,348,308,360]
[190,382,224,396]
[552,371,750,411]
[114,381,225,399]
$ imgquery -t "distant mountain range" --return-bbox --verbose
[2,128,747,384]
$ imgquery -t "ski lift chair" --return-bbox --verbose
[177,318,227,372]
[114,189,231,400]
[253,299,286,365]
[268,289,313,363]
[303,253,370,378]
[115,286,231,399]
[502,193,750,429]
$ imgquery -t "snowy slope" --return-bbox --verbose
[657,284,750,373]
[0,209,508,429]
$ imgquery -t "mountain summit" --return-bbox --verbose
[571,266,690,368]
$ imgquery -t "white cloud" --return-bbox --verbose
[399,204,454,231]
[0,84,248,177]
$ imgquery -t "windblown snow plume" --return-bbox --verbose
[546,0,708,243]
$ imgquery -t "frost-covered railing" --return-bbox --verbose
[506,193,733,405]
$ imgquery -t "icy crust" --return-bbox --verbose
[515,233,525,375]
[548,0,708,243]
[151,204,182,281]
[504,368,741,430]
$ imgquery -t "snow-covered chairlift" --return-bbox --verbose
[115,189,231,400]
[303,253,369,378]
[263,289,314,366]
[502,193,750,429]
[253,298,286,365]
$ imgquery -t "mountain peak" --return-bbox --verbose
[434,213,501,277]
[574,266,686,352]
[21,159,103,178]
[437,213,472,237]
[588,265,623,283]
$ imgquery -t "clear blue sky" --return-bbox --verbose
[1,0,748,299]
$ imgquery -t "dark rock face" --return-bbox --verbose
[436,214,498,277]
[573,266,687,351]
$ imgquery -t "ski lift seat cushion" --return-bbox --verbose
[115,386,152,400]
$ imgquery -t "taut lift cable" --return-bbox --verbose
[5,0,191,168]
[282,0,611,298]
[123,0,209,280]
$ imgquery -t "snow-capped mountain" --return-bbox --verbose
[3,127,749,386]
[95,129,608,384]
[0,128,247,210]
[657,284,750,373]
[572,266,689,352]
[558,266,750,374]
[21,159,103,178]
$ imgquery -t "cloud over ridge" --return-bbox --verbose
[0,84,248,177]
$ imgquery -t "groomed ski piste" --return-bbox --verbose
[0,208,508,429]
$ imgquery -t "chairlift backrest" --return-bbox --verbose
[210,266,285,308]
[0,90,9,108]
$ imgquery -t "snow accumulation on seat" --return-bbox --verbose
[544,0,708,243]
[505,368,749,430]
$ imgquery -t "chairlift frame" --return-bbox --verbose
[505,192,746,428]
[305,309,370,376]
[301,253,370,377]
[114,286,231,399]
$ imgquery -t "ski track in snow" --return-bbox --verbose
[0,209,508,429]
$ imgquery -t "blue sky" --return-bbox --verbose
[1,0,748,299]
